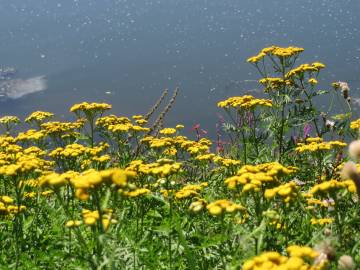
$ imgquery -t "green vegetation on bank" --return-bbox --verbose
[0,46,359,269]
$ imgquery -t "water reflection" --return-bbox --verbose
[0,0,359,135]
[0,75,47,100]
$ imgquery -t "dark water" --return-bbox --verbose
[1,0,360,136]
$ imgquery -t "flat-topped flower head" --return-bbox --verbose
[310,179,356,195]
[224,162,297,191]
[206,199,246,216]
[159,128,177,135]
[217,95,272,110]
[25,111,54,124]
[295,137,346,153]
[264,182,299,203]
[0,116,20,125]
[350,118,360,130]
[258,77,292,92]
[70,102,112,114]
[247,46,304,63]
[0,116,20,132]
[242,245,326,270]
[285,62,325,78]
[271,46,304,58]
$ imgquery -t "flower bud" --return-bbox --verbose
[341,162,358,180]
[349,140,360,159]
[323,228,332,236]
[338,255,355,270]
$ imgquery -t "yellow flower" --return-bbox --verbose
[308,78,318,85]
[224,162,297,192]
[310,179,356,195]
[132,115,143,120]
[65,220,81,228]
[243,245,326,270]
[218,95,272,110]
[310,218,334,225]
[295,138,346,153]
[159,128,177,135]
[247,52,266,63]
[0,116,20,125]
[206,199,245,216]
[25,111,54,123]
[70,102,112,114]
[264,182,298,202]
[350,118,360,130]
[123,188,150,198]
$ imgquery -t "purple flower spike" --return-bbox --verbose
[303,123,312,138]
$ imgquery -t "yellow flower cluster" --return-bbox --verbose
[71,169,135,200]
[0,135,16,149]
[271,46,305,58]
[247,46,304,63]
[65,209,117,231]
[159,128,177,135]
[141,135,212,155]
[23,146,46,156]
[82,209,116,230]
[0,116,20,125]
[0,196,26,215]
[243,245,325,270]
[285,63,326,78]
[25,111,54,123]
[49,143,108,159]
[126,159,182,178]
[306,198,335,209]
[264,182,298,203]
[195,154,240,167]
[310,218,334,225]
[16,129,45,142]
[0,154,53,177]
[258,77,292,92]
[39,170,79,188]
[108,123,149,133]
[213,156,241,167]
[175,182,208,200]
[96,115,131,128]
[39,168,135,200]
[247,52,266,63]
[217,95,272,110]
[195,153,215,161]
[64,220,81,228]
[70,102,112,114]
[310,179,356,195]
[41,120,84,136]
[97,114,150,133]
[308,78,318,85]
[121,188,151,198]
[350,118,360,130]
[295,137,346,153]
[206,199,245,216]
[224,162,297,192]
[88,154,111,163]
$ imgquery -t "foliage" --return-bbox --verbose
[0,46,359,269]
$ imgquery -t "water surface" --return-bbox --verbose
[1,0,359,136]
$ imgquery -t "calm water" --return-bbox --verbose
[1,0,360,136]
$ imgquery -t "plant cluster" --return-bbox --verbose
[0,46,359,269]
